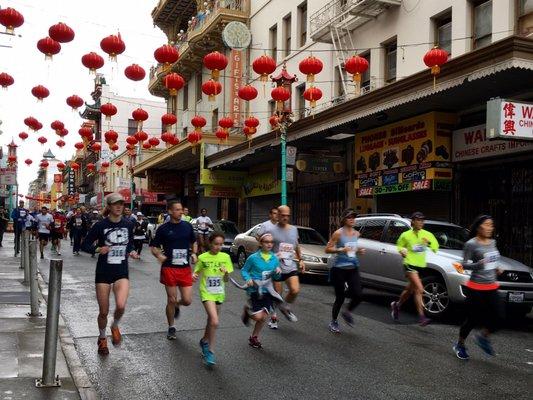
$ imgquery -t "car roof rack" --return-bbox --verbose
[356,213,402,218]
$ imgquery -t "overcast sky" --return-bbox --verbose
[0,0,166,195]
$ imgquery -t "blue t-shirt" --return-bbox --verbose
[150,220,196,268]
[241,251,280,294]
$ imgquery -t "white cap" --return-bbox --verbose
[136,212,143,216]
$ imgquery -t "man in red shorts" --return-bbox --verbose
[150,200,198,340]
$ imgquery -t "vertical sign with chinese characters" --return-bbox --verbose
[67,169,75,195]
[229,50,242,126]
[487,98,533,140]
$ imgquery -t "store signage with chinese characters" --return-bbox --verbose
[67,169,75,195]
[487,98,533,140]
[204,186,241,198]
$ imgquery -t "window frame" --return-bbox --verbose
[270,24,278,63]
[182,83,189,111]
[298,1,308,47]
[283,13,292,58]
[295,83,306,118]
[195,72,202,103]
[127,119,137,136]
[472,0,492,49]
[383,39,397,83]
[383,219,410,244]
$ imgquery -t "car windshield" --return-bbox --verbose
[424,223,469,250]
[215,221,239,235]
[298,228,327,245]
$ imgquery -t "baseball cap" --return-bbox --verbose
[92,210,98,213]
[341,208,357,222]
[136,212,143,216]
[105,193,125,205]
[411,211,426,220]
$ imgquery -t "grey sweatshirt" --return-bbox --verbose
[462,238,499,286]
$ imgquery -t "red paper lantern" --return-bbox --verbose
[202,79,222,101]
[33,122,43,132]
[191,115,206,133]
[303,86,323,108]
[101,161,110,168]
[18,132,28,141]
[110,143,119,151]
[0,7,24,34]
[126,136,138,146]
[161,113,177,131]
[100,102,117,121]
[115,160,124,167]
[37,37,61,61]
[49,22,75,43]
[87,163,96,172]
[0,72,14,89]
[51,120,64,132]
[81,52,104,74]
[57,128,68,138]
[252,55,277,82]
[40,160,49,169]
[91,142,102,152]
[100,34,125,61]
[71,162,80,171]
[344,55,369,84]
[271,86,290,110]
[56,139,66,148]
[57,162,65,170]
[124,64,146,81]
[299,56,323,83]
[238,85,258,101]
[142,142,151,149]
[187,131,202,145]
[24,117,38,130]
[31,85,50,101]
[132,108,149,123]
[218,116,234,130]
[25,159,32,166]
[148,137,160,147]
[37,136,47,145]
[215,128,229,142]
[423,46,449,88]
[163,73,185,96]
[104,129,118,144]
[243,126,254,139]
[78,127,93,138]
[269,114,280,129]
[7,155,17,164]
[169,135,180,146]
[135,131,148,142]
[161,132,174,146]
[154,44,179,69]
[244,116,260,134]
[66,95,84,110]
[203,51,228,81]
[74,142,84,150]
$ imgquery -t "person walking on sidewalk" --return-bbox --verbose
[133,212,148,256]
[0,206,9,247]
[453,215,501,360]
[11,200,29,255]
[150,200,197,340]
[68,208,88,255]
[325,209,366,333]
[81,193,139,356]
[192,232,233,366]
[35,206,54,259]
[390,211,439,326]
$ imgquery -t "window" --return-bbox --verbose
[182,127,187,139]
[360,219,387,241]
[161,121,166,134]
[249,225,261,237]
[434,12,452,55]
[360,52,371,90]
[195,72,202,102]
[183,84,189,110]
[127,119,137,136]
[298,1,307,47]
[283,14,292,57]
[297,228,327,245]
[473,0,492,49]
[334,66,344,97]
[383,220,410,244]
[268,100,276,117]
[270,25,278,63]
[384,39,397,83]
[520,0,533,15]
[211,108,219,131]
[295,83,305,118]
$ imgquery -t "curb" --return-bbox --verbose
[37,267,100,400]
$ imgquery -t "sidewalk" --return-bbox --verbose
[0,233,80,400]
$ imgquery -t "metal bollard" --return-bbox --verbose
[28,239,40,317]
[22,231,30,283]
[35,259,62,388]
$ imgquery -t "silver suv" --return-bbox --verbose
[353,214,533,318]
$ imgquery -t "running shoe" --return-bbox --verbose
[174,305,180,320]
[241,305,250,326]
[111,326,122,346]
[329,320,340,333]
[40,253,44,259]
[204,350,216,366]
[341,311,355,327]
[167,327,177,340]
[279,305,298,322]
[419,316,431,327]
[475,334,495,356]
[268,316,279,329]
[199,338,209,357]
[57,251,61,256]
[97,337,109,356]
[390,301,399,321]
[453,343,470,360]
[248,336,262,349]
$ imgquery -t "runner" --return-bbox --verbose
[196,208,213,252]
[123,207,137,223]
[81,193,138,356]
[261,205,305,328]
[51,209,67,256]
[325,209,366,333]
[66,208,75,245]
[182,207,192,223]
[241,233,281,348]
[192,232,233,366]
[390,211,439,326]
[90,209,102,228]
[35,206,54,259]
[255,207,278,240]
[453,215,501,360]
[150,200,197,340]
[133,212,148,256]
[68,208,88,255]
[11,200,29,256]
[0,206,9,247]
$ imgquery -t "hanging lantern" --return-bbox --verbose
[49,22,75,43]
[37,37,61,61]
[40,160,49,169]
[423,46,449,88]
[66,95,84,110]
[31,85,50,101]
[163,73,185,96]
[148,137,160,147]
[202,79,222,101]
[191,115,206,133]
[50,120,64,133]
[7,155,17,165]
[24,116,38,131]
[100,102,117,121]
[215,128,229,143]
[271,86,291,111]
[299,55,323,83]
[74,142,84,151]
[132,108,149,130]
[218,116,234,133]
[0,7,24,34]
[25,159,33,166]
[244,116,260,134]
[100,34,125,61]
[135,130,148,143]
[56,139,66,148]
[91,142,102,152]
[101,161,110,168]
[169,135,180,146]
[87,163,96,172]
[104,129,118,145]
[161,132,175,147]
[154,44,179,70]
[33,122,43,132]
[0,72,14,89]
[269,114,280,129]
[81,52,105,74]
[243,126,254,140]
[252,54,277,83]
[344,55,369,95]
[71,162,80,171]
[142,142,151,150]
[187,131,202,146]
[78,127,93,138]
[303,86,323,108]
[37,136,47,145]
[110,143,119,151]
[57,128,68,138]
[126,136,138,146]
[57,162,65,171]
[18,132,28,141]
[203,51,228,81]
[238,84,258,102]
[115,159,124,167]
[124,64,146,81]
[161,113,177,131]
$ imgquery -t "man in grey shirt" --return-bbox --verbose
[255,207,279,240]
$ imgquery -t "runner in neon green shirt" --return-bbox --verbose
[192,232,233,366]
[390,212,439,326]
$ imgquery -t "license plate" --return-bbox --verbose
[508,292,525,303]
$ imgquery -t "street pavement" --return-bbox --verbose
[38,238,533,400]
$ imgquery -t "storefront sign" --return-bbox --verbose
[0,167,16,185]
[147,169,182,192]
[243,170,280,198]
[452,124,533,162]
[433,179,452,191]
[487,98,533,140]
[200,168,246,187]
[204,186,241,198]
[296,154,345,173]
[116,177,130,189]
[358,180,433,197]
[229,49,242,125]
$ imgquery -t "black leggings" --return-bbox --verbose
[134,239,144,255]
[459,287,499,340]
[330,267,363,320]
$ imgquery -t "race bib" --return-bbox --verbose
[345,241,358,258]
[206,276,223,294]
[484,250,499,270]
[19,210,26,217]
[108,245,126,264]
[412,244,426,253]
[261,271,271,281]
[171,249,188,265]
[75,218,82,227]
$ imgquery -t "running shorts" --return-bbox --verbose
[249,292,274,314]
[160,266,193,287]
[404,264,425,274]
[95,269,129,284]
[51,231,63,241]
[272,270,299,282]
[38,233,50,242]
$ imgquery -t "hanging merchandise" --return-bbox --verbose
[298,55,323,83]
[163,72,184,96]
[303,86,323,108]
[124,64,146,81]
[31,85,50,101]
[252,54,276,83]
[100,102,117,121]
[203,51,228,81]
[344,55,369,95]
[271,86,290,111]
[423,46,449,89]
[100,33,125,62]
[154,44,179,71]
[18,132,28,141]
[201,79,222,101]
[104,129,118,145]
[49,22,75,43]
[81,52,105,74]
[0,7,24,34]
[66,95,84,110]
[56,139,65,148]
[0,72,14,89]
[161,113,177,132]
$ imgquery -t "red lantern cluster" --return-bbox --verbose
[0,7,24,34]
[100,102,117,121]
[74,142,85,151]
[37,136,47,145]
[40,160,49,169]
[51,120,64,133]
[0,72,14,89]
[148,137,160,147]
[100,34,125,61]
[57,128,68,138]
[252,55,277,83]
[66,95,84,110]
[126,136,138,146]
[203,51,228,81]
[202,79,222,101]
[31,85,50,101]
[124,64,146,81]
[115,160,124,167]
[269,114,280,129]
[25,159,32,166]
[215,128,229,143]
[49,22,75,43]
[244,116,260,135]
[161,132,175,146]
[187,131,202,146]
[162,113,177,131]
[299,56,323,83]
[79,127,93,138]
[154,44,179,69]
[191,115,206,133]
[81,52,104,74]
[135,130,148,143]
[91,142,102,152]
[163,73,185,96]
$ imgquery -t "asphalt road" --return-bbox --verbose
[39,240,533,400]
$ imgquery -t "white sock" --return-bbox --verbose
[99,329,106,338]
[169,325,176,330]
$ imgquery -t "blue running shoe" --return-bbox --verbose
[341,311,354,327]
[475,334,495,356]
[453,343,469,360]
[199,339,209,357]
[204,350,216,366]
[329,320,340,333]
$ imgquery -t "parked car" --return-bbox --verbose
[347,214,533,318]
[230,224,330,274]
[145,216,157,242]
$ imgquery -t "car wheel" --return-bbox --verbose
[421,275,450,317]
[237,248,247,269]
